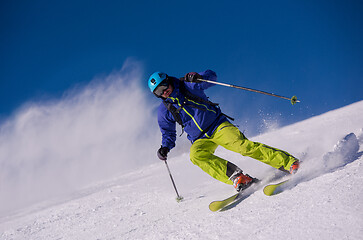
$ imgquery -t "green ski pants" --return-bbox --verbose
[189,121,297,184]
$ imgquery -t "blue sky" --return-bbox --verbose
[1,0,362,134]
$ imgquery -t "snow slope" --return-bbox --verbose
[1,100,362,240]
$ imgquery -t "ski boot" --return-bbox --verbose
[230,170,259,192]
[289,160,300,174]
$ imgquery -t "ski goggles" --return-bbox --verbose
[153,79,170,97]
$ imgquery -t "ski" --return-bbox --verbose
[209,179,262,212]
[209,172,289,211]
[263,180,289,196]
[209,192,241,212]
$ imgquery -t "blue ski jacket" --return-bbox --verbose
[158,70,228,150]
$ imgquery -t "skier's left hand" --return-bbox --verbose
[182,72,202,83]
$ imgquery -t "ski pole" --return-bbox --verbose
[198,78,300,105]
[164,161,183,202]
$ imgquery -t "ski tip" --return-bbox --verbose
[209,201,222,212]
[263,185,275,196]
[209,193,240,212]
[209,205,219,212]
[263,180,289,196]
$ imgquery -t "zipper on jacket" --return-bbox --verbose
[169,97,210,138]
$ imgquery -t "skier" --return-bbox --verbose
[148,70,299,192]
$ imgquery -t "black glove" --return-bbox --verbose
[182,72,202,83]
[157,146,170,161]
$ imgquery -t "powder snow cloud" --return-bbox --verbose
[0,59,160,216]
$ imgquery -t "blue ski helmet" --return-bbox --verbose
[148,72,168,93]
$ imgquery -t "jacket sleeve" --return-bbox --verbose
[157,103,177,150]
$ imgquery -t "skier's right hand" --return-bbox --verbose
[157,146,170,161]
